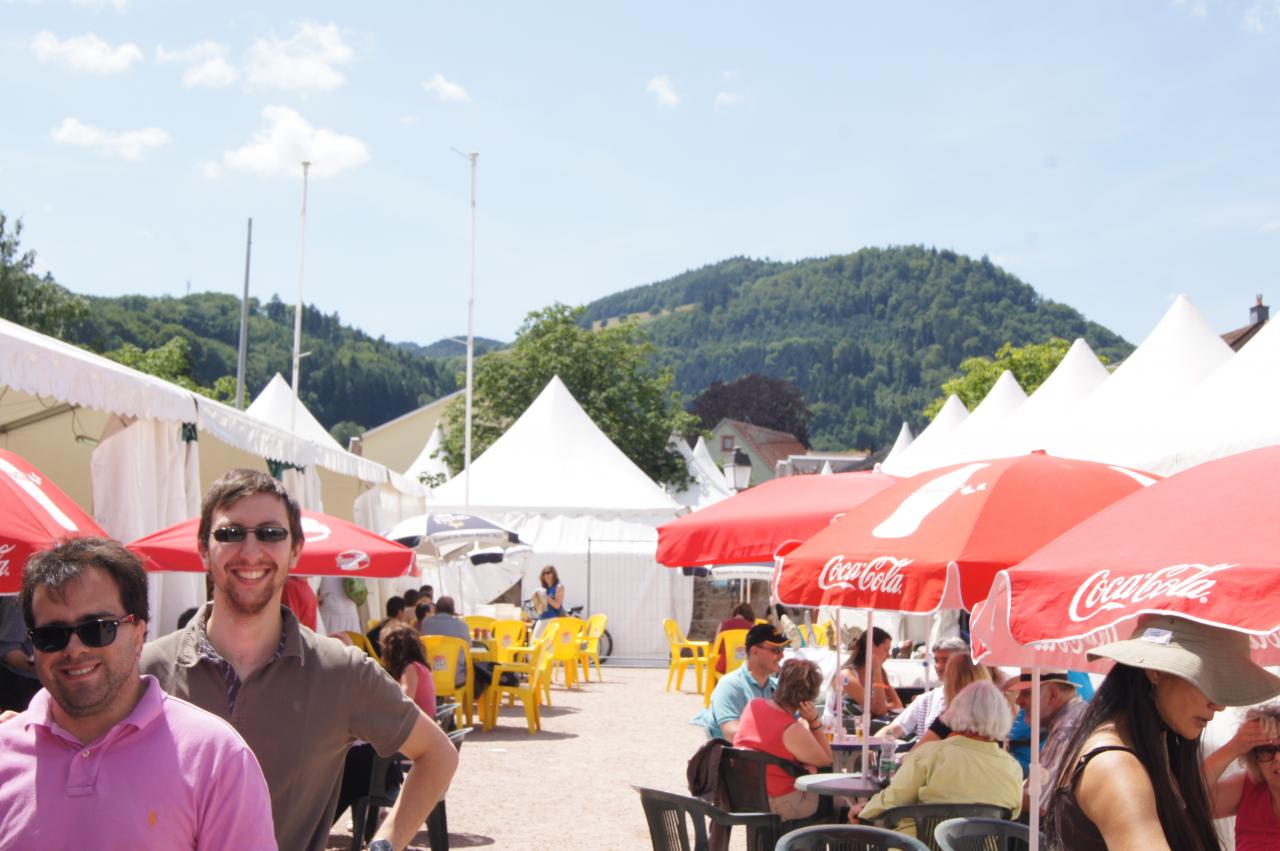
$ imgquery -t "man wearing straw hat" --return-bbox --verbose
[1009,669,1086,816]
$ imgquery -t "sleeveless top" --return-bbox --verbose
[1048,745,1137,851]
[407,660,436,713]
[1236,774,1280,851]
[732,699,803,798]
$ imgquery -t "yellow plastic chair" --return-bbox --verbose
[663,618,709,694]
[345,631,382,665]
[462,615,497,641]
[704,628,750,707]
[578,613,609,682]
[366,617,381,632]
[485,635,552,734]
[490,619,528,665]
[813,620,833,648]
[421,635,478,728]
[545,616,587,689]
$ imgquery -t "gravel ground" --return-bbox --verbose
[328,665,716,851]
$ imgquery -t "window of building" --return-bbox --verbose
[721,435,734,451]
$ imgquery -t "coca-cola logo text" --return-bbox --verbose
[0,543,13,577]
[1068,563,1235,623]
[817,555,911,596]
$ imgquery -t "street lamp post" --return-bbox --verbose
[451,149,478,508]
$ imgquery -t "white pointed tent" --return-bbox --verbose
[1139,315,1280,474]
[405,425,450,484]
[1046,295,1233,467]
[881,422,914,469]
[896,371,1027,475]
[671,435,732,510]
[430,376,689,660]
[965,338,1111,461]
[880,394,968,476]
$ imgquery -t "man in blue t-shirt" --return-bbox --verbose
[692,623,786,739]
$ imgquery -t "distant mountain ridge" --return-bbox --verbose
[43,246,1131,451]
[581,247,1132,450]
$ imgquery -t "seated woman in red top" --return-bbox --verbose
[714,603,756,674]
[733,658,833,819]
[1207,703,1280,851]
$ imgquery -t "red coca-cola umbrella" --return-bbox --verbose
[773,452,1158,613]
[971,443,1280,669]
[656,471,898,567]
[129,510,416,578]
[0,449,107,594]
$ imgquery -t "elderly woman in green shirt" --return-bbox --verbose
[852,680,1023,838]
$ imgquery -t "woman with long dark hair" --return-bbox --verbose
[380,622,435,712]
[1046,615,1280,851]
[838,626,902,717]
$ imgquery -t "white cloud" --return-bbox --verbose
[244,21,353,91]
[1172,0,1209,18]
[421,72,470,103]
[1243,3,1269,31]
[1261,219,1280,232]
[31,31,143,74]
[156,41,238,88]
[50,117,169,160]
[214,106,369,179]
[197,160,223,179]
[647,75,679,109]
[72,0,129,11]
[400,114,421,126]
[714,91,744,110]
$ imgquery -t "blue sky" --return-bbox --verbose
[3,1,1279,351]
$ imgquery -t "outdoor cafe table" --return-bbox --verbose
[794,771,885,800]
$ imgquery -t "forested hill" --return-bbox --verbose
[581,247,1133,451]
[64,292,458,431]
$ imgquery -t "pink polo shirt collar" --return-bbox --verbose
[24,674,162,748]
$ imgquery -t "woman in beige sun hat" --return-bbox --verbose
[1045,614,1280,851]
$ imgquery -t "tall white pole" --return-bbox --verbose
[463,151,477,509]
[291,161,311,432]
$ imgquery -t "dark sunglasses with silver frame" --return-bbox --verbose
[28,614,140,653]
[211,524,290,544]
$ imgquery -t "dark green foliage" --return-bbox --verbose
[0,213,87,336]
[690,374,812,447]
[396,337,507,359]
[63,291,457,431]
[583,248,1132,451]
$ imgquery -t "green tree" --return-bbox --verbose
[104,336,235,401]
[329,420,365,449]
[690,374,812,446]
[0,212,87,336]
[923,338,1107,417]
[438,303,697,487]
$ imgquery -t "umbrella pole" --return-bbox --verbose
[862,609,873,775]
[834,607,842,739]
[1030,666,1042,851]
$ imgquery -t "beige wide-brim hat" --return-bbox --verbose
[1087,614,1280,707]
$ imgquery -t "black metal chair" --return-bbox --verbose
[634,786,778,851]
[350,727,471,851]
[719,747,833,833]
[775,824,932,851]
[873,804,1011,851]
[934,817,1036,851]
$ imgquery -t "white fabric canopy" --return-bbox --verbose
[670,435,732,510]
[404,425,451,483]
[1046,294,1233,468]
[881,422,914,468]
[880,394,968,476]
[1139,314,1280,474]
[896,371,1026,475]
[431,375,683,516]
[247,373,345,452]
[965,338,1111,461]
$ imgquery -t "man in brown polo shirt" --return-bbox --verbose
[142,469,458,851]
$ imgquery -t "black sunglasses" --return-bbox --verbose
[29,614,139,653]
[1254,745,1280,763]
[212,524,290,544]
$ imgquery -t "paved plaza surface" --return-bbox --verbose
[328,665,721,850]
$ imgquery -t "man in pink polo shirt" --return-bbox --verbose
[0,537,276,849]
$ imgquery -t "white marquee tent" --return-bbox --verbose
[880,394,968,476]
[894,370,1026,476]
[671,435,732,510]
[0,317,421,634]
[428,375,689,661]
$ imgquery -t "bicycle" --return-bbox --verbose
[521,598,614,662]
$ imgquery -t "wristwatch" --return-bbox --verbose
[368,840,394,851]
